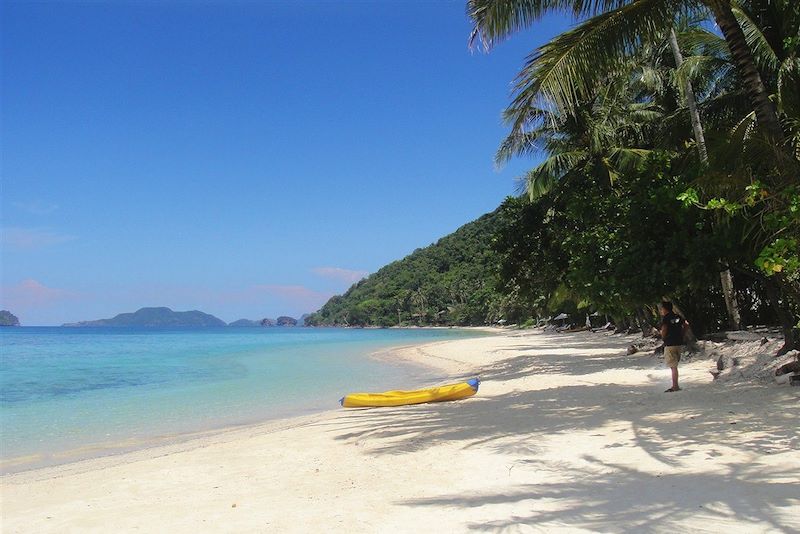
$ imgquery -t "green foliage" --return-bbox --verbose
[682,180,800,280]
[756,239,800,276]
[469,0,800,347]
[312,0,800,346]
[306,211,507,327]
[492,153,736,335]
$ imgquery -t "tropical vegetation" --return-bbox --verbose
[310,0,798,355]
[468,0,799,353]
[305,211,507,327]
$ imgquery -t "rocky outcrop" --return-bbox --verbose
[275,316,298,327]
[228,318,299,327]
[0,310,20,326]
[228,319,261,327]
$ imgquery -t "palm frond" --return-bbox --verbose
[627,104,665,123]
[607,147,654,172]
[730,110,757,147]
[637,64,666,93]
[505,0,681,129]
[678,27,730,58]
[518,150,586,199]
[467,0,629,50]
[731,3,780,74]
[673,55,731,99]
[496,125,555,165]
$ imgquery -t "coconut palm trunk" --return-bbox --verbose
[705,0,784,141]
[718,268,742,330]
[668,28,709,161]
[668,27,742,331]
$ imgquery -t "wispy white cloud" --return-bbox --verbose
[0,279,79,310]
[13,200,59,216]
[249,285,332,313]
[311,266,368,285]
[1,227,76,249]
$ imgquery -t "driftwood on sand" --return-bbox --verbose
[775,359,800,376]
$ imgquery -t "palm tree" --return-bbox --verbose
[496,60,662,199]
[714,1,798,156]
[475,0,799,351]
[668,27,709,161]
[665,25,745,329]
[668,9,799,333]
[467,0,786,142]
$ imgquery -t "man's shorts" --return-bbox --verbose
[664,345,682,368]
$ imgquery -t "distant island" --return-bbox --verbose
[63,307,226,327]
[227,317,303,327]
[227,319,263,327]
[0,310,21,327]
[227,318,277,327]
[62,308,307,328]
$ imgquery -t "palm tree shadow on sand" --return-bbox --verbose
[403,456,798,531]
[318,340,799,531]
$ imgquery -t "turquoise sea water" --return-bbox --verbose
[0,327,479,473]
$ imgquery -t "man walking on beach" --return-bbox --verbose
[659,301,686,392]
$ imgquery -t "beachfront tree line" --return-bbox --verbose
[471,0,799,354]
[307,0,797,354]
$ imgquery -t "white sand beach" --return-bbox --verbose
[2,329,798,532]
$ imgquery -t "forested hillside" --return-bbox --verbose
[305,210,507,327]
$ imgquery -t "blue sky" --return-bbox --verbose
[1,1,572,325]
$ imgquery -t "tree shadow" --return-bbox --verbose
[495,339,637,352]
[322,331,799,530]
[401,456,799,532]
[478,351,654,382]
[329,380,795,459]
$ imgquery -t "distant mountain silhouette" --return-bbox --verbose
[0,310,20,326]
[227,318,262,327]
[63,307,226,327]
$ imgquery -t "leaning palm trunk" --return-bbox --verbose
[705,0,784,141]
[669,27,742,330]
[668,28,709,161]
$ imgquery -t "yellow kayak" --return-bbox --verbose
[340,378,480,408]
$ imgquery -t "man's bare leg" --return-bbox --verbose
[665,367,680,392]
